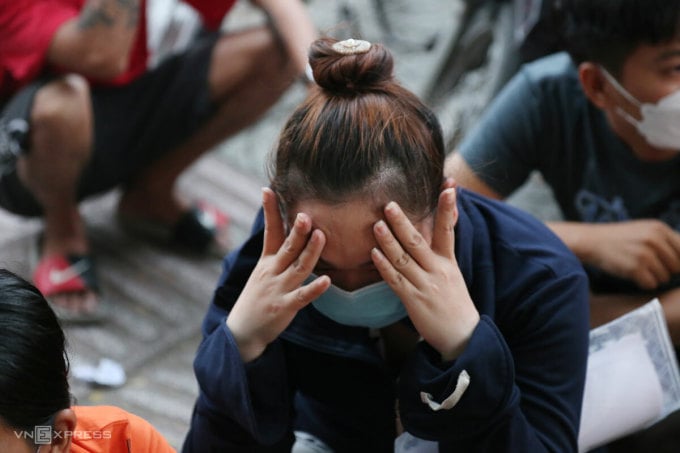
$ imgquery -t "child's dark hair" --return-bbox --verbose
[269,37,445,221]
[564,0,680,76]
[0,269,71,433]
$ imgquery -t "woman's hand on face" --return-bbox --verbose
[371,182,480,361]
[226,188,330,362]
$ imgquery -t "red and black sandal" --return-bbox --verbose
[117,200,230,258]
[32,253,109,323]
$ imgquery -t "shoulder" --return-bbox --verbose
[459,53,586,151]
[457,189,589,334]
[458,188,582,273]
[520,52,579,88]
[72,405,175,452]
[509,52,585,110]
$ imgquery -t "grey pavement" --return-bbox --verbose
[0,0,559,450]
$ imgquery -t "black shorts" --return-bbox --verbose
[0,31,219,217]
[0,83,38,175]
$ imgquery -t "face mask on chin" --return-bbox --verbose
[309,274,408,329]
[600,67,680,152]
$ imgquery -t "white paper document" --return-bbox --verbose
[578,298,680,452]
[394,431,438,453]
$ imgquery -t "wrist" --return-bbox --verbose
[440,310,480,362]
[226,317,266,362]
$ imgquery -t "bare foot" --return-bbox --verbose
[49,288,101,318]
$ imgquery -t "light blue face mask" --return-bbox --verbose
[309,274,408,328]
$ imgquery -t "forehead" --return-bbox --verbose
[293,198,383,268]
[617,39,680,98]
[622,39,680,74]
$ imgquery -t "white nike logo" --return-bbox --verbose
[48,259,90,285]
[197,209,217,229]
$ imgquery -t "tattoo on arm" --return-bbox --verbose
[78,0,139,30]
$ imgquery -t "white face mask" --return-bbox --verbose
[600,67,680,151]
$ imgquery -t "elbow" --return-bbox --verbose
[80,48,131,80]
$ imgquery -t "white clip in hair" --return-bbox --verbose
[332,38,372,55]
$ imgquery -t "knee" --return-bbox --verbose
[242,28,297,90]
[258,27,294,73]
[31,75,92,150]
[221,26,293,75]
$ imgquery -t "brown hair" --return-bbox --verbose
[269,37,445,219]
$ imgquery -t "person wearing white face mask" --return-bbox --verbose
[599,68,680,152]
[182,37,590,452]
[447,0,680,344]
[447,3,680,448]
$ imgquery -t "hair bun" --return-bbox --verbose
[308,37,394,95]
[331,38,372,55]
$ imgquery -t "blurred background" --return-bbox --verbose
[0,0,561,448]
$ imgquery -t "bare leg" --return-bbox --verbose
[19,74,100,315]
[590,287,680,345]
[118,26,297,228]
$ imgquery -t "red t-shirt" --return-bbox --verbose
[0,0,236,99]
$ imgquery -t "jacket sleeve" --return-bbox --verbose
[398,267,589,452]
[182,212,295,452]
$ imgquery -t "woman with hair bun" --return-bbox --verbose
[183,37,589,452]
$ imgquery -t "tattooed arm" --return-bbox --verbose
[47,0,141,80]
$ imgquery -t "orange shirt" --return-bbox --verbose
[71,406,175,453]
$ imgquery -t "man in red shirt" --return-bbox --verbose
[0,0,317,321]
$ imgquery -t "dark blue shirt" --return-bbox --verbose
[183,189,589,452]
[459,52,680,227]
[458,52,680,293]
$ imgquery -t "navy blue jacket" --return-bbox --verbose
[183,189,590,452]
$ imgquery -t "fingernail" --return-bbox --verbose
[385,201,398,215]
[375,220,387,235]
